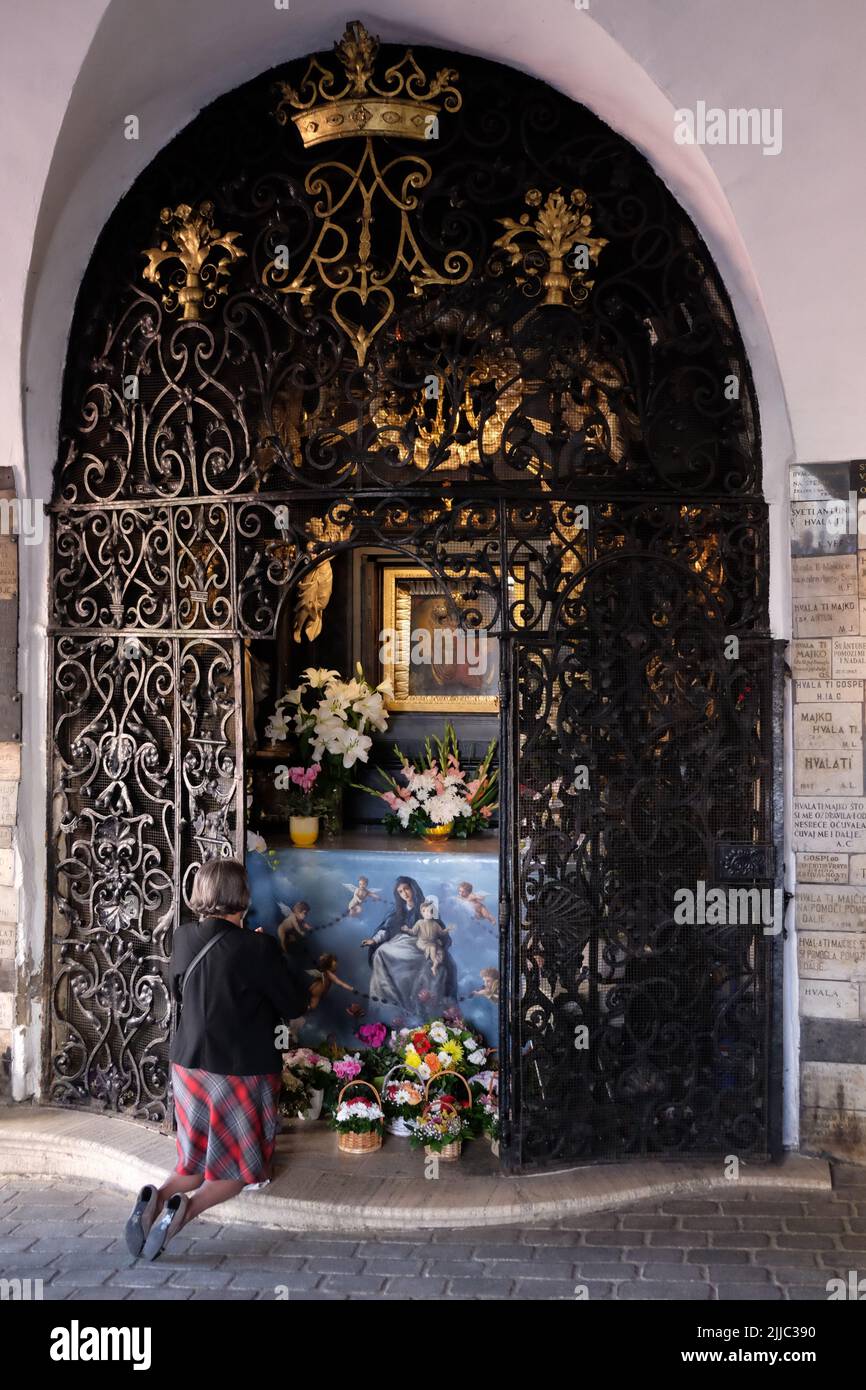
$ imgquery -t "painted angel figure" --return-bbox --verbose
[456,881,496,924]
[343,876,383,916]
[277,899,312,951]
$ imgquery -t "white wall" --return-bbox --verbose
[7,0,864,1142]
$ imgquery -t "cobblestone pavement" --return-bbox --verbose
[1,1167,864,1301]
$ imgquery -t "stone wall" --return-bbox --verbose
[792,462,866,1160]
[0,468,21,1100]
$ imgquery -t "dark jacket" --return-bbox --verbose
[168,916,309,1075]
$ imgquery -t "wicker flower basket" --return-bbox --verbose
[421,1071,472,1162]
[335,1080,383,1154]
[382,1064,423,1137]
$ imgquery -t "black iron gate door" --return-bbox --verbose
[45,30,781,1159]
[501,526,783,1167]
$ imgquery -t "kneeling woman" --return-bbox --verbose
[125,857,309,1260]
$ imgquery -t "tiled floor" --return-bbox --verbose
[1,1165,863,1300]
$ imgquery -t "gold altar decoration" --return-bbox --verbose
[293,514,351,643]
[273,20,461,147]
[142,202,245,321]
[493,187,607,307]
[266,22,473,365]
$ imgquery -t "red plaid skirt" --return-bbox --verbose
[172,1064,282,1183]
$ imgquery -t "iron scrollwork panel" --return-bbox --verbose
[178,636,244,910]
[48,633,176,1120]
[507,581,778,1167]
[234,494,504,640]
[52,507,173,631]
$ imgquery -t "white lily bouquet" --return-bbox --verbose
[265,666,392,802]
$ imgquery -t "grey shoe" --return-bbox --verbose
[141,1192,189,1261]
[124,1185,158,1258]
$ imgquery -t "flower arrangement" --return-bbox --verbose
[408,1099,467,1153]
[396,1018,489,1080]
[332,1052,364,1083]
[330,1080,385,1152]
[382,1077,424,1123]
[409,1071,475,1157]
[362,724,497,838]
[278,1065,310,1120]
[266,665,391,779]
[282,1048,333,1092]
[471,1069,500,1141]
[275,763,323,817]
[332,1095,385,1134]
[355,1023,400,1081]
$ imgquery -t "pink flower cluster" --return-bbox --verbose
[286,763,321,793]
[333,1054,363,1081]
[357,1022,386,1048]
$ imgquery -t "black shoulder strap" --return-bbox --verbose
[179,928,229,998]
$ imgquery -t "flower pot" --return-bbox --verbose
[300,1087,324,1121]
[423,821,454,843]
[289,815,320,847]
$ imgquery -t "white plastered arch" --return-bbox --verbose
[14,0,796,1137]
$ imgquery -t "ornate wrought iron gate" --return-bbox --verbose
[46,25,780,1163]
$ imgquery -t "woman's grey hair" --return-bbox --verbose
[190,856,251,919]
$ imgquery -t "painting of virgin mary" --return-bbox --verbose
[362,875,458,1016]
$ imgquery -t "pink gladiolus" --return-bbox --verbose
[480,805,493,818]
[382,791,401,811]
[465,778,481,797]
[434,777,446,795]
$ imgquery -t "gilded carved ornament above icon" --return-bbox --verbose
[263,21,473,366]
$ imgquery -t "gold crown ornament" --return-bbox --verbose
[274,20,461,147]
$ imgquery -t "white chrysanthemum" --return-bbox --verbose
[429,1023,448,1044]
[468,1049,487,1066]
[437,1049,451,1067]
[396,797,419,827]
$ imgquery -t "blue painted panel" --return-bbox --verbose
[247,845,499,1049]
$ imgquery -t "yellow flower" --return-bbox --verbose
[443,1040,463,1062]
[405,1048,422,1069]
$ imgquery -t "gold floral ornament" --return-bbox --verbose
[266,21,473,365]
[493,188,608,307]
[142,202,246,321]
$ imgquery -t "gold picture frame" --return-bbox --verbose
[380,566,524,713]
